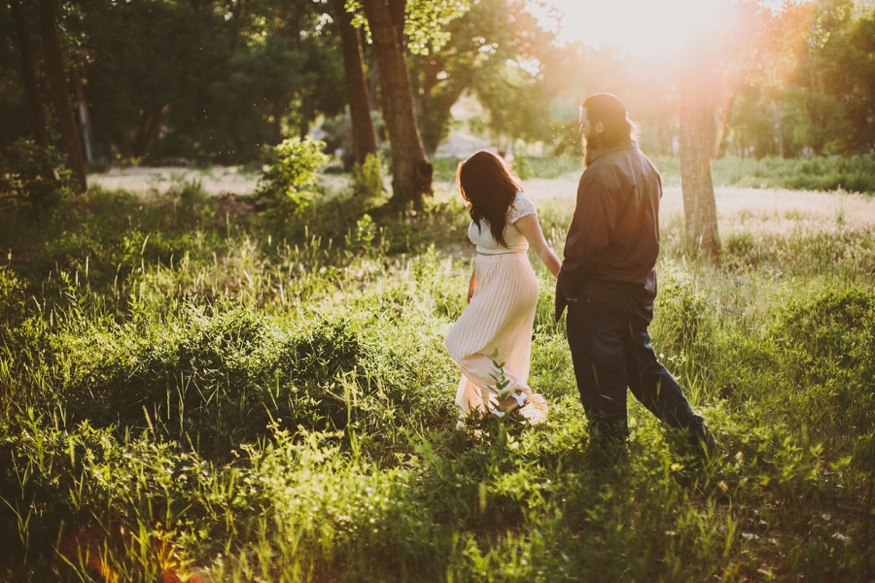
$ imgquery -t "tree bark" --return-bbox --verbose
[71,71,95,163]
[679,36,720,260]
[713,92,735,159]
[331,0,377,166]
[11,0,49,148]
[361,0,432,209]
[367,56,380,111]
[39,0,86,192]
[775,100,784,158]
[133,103,165,158]
[299,93,312,140]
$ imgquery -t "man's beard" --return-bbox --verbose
[583,132,604,168]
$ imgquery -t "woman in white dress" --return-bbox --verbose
[445,150,561,424]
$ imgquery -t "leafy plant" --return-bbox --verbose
[256,136,329,234]
[0,139,76,220]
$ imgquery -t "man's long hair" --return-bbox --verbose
[457,150,523,248]
[582,93,640,166]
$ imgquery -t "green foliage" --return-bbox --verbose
[257,136,330,233]
[0,139,76,219]
[653,154,875,193]
[0,266,26,333]
[1,178,874,581]
[0,0,346,164]
[352,152,385,201]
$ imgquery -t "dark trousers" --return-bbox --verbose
[565,295,704,441]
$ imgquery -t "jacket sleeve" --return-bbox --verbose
[557,172,619,302]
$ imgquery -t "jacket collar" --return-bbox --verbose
[587,140,637,166]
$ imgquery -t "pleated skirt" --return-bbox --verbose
[445,252,543,417]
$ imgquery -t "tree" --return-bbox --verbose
[39,0,86,192]
[713,0,812,158]
[679,34,720,259]
[331,0,377,166]
[9,0,48,149]
[411,0,558,156]
[68,0,345,164]
[360,0,433,210]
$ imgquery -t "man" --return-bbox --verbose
[556,93,718,454]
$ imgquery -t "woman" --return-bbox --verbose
[445,150,561,424]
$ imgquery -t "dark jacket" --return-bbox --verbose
[555,140,661,323]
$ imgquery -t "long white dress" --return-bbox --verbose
[445,192,548,424]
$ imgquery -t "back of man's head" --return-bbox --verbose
[582,93,637,147]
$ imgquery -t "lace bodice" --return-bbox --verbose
[467,192,537,255]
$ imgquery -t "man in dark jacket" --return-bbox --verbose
[557,93,717,454]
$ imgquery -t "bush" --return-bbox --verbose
[352,152,385,202]
[0,139,77,220]
[256,136,329,234]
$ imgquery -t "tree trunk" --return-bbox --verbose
[71,71,95,163]
[133,103,165,158]
[368,56,380,112]
[679,36,719,260]
[299,93,312,140]
[713,92,735,159]
[775,100,784,158]
[388,0,407,49]
[39,0,86,192]
[331,0,377,166]
[11,0,49,148]
[361,0,432,210]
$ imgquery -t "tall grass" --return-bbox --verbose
[0,176,873,581]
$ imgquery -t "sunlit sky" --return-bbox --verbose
[532,0,792,59]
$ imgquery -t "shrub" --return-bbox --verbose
[257,137,329,208]
[0,139,77,220]
[352,152,385,202]
[256,136,329,234]
[0,266,26,329]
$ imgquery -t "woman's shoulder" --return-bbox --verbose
[507,191,537,223]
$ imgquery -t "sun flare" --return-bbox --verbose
[534,0,736,59]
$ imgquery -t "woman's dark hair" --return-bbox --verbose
[456,150,523,248]
[582,93,639,148]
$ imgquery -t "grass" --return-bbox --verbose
[651,155,875,194]
[0,171,874,582]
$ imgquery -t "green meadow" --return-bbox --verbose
[1,161,874,582]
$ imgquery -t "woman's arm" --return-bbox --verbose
[514,214,561,277]
[467,268,477,303]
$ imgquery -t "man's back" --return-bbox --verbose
[559,140,662,323]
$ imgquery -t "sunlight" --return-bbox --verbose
[532,0,731,58]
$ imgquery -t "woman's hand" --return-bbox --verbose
[514,214,562,277]
[467,269,477,303]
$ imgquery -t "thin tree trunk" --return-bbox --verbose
[39,0,86,192]
[713,92,735,159]
[361,0,432,210]
[133,103,164,158]
[775,100,784,158]
[368,56,380,111]
[679,36,719,260]
[71,71,95,163]
[11,0,49,148]
[331,0,377,166]
[299,93,312,140]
